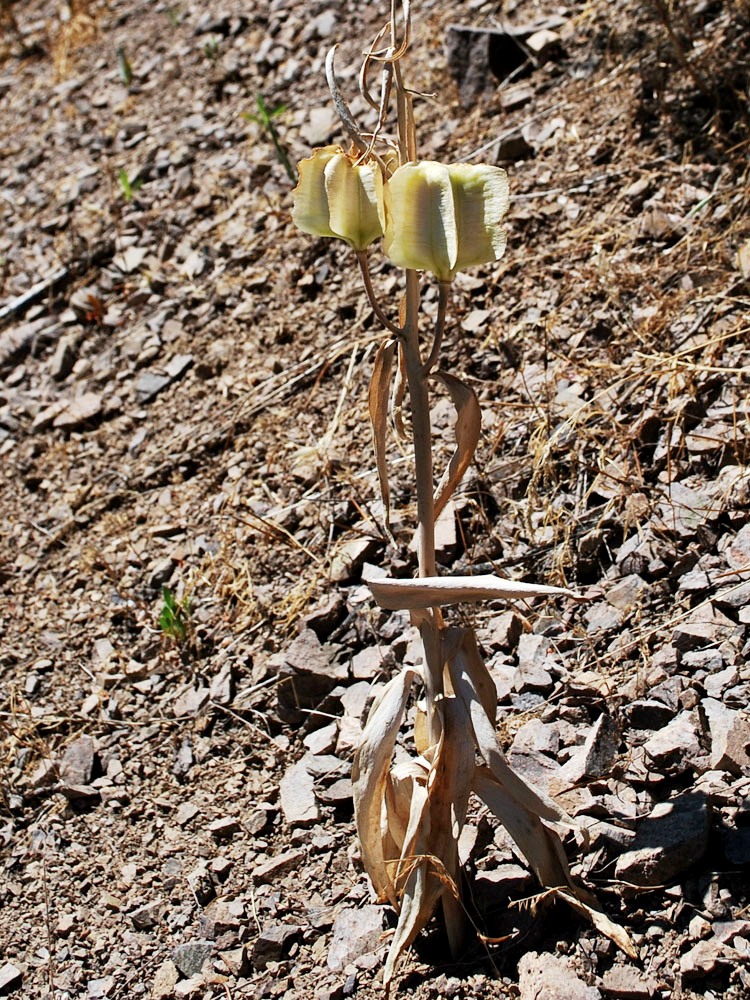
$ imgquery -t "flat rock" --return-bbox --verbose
[351,645,386,679]
[672,606,736,652]
[601,964,657,998]
[279,760,320,826]
[130,898,166,930]
[625,699,674,730]
[252,923,301,970]
[606,574,650,611]
[0,962,22,992]
[614,792,709,886]
[252,848,307,884]
[642,711,700,768]
[327,905,384,972]
[725,522,750,570]
[339,680,372,721]
[329,535,380,583]
[53,392,104,430]
[58,735,96,786]
[486,610,523,651]
[303,721,338,755]
[151,960,179,999]
[679,919,750,977]
[517,951,601,1000]
[560,713,618,783]
[135,371,171,403]
[207,815,241,839]
[515,633,556,690]
[316,776,352,804]
[173,940,213,977]
[702,699,750,774]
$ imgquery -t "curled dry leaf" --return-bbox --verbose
[432,370,481,522]
[352,666,416,907]
[384,758,429,862]
[384,694,474,986]
[369,339,396,527]
[369,574,579,611]
[446,627,579,834]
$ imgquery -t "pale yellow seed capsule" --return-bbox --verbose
[384,161,509,281]
[292,147,385,252]
[292,145,340,240]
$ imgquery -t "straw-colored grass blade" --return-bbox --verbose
[432,371,481,521]
[369,574,579,611]
[352,666,416,907]
[369,339,396,526]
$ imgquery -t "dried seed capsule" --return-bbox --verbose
[292,146,386,251]
[384,161,509,281]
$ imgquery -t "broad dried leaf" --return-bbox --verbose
[428,696,475,956]
[473,765,574,890]
[443,622,496,726]
[447,627,579,833]
[432,371,481,521]
[352,666,416,907]
[414,707,430,755]
[384,759,428,861]
[369,339,396,526]
[383,858,433,988]
[369,574,579,611]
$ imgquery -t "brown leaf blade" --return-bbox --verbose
[432,370,481,521]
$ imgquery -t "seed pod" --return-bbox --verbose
[384,161,509,280]
[292,146,386,251]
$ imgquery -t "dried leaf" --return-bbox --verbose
[369,574,579,611]
[473,765,574,890]
[428,696,475,956]
[352,666,416,907]
[555,888,639,960]
[414,707,430,755]
[443,622,496,726]
[369,339,396,526]
[391,342,408,441]
[432,371,481,521]
[383,857,432,988]
[384,759,428,859]
[447,627,579,834]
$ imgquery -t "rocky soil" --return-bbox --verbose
[1,0,749,998]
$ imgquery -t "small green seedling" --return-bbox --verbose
[166,6,182,27]
[242,94,296,184]
[118,169,143,202]
[203,37,219,60]
[158,587,191,645]
[117,46,133,86]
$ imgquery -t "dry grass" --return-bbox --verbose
[53,0,100,79]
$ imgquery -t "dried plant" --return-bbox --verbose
[291,1,635,987]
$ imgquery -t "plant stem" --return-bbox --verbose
[401,267,444,743]
[401,269,435,579]
[357,252,402,336]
